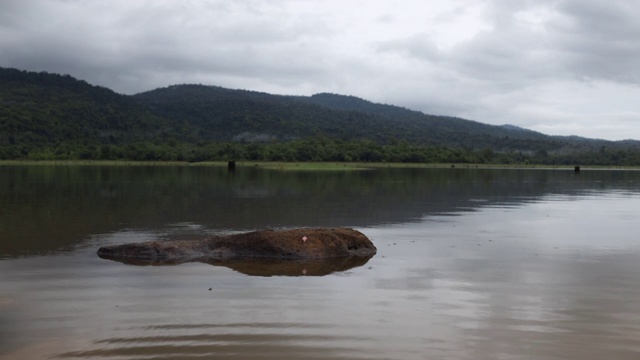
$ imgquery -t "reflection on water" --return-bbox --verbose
[2,166,640,359]
[2,165,639,258]
[100,254,375,277]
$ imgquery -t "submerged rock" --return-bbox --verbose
[97,227,376,264]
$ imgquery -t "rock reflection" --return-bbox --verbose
[99,255,374,277]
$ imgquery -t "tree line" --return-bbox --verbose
[5,137,640,166]
[3,67,640,166]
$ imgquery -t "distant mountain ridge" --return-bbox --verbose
[132,85,571,151]
[0,67,188,148]
[1,67,639,163]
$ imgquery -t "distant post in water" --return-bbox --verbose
[574,165,580,173]
[228,160,236,172]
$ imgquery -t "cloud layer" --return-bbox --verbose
[2,0,640,140]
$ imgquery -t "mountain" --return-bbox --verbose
[0,67,192,155]
[133,85,564,152]
[2,67,640,164]
[303,92,555,145]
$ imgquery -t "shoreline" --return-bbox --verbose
[0,160,638,171]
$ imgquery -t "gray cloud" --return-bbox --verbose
[1,0,640,140]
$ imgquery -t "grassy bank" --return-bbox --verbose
[0,160,375,170]
[0,160,226,167]
[2,160,638,171]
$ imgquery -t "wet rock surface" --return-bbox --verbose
[97,227,376,263]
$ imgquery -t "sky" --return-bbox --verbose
[1,0,640,141]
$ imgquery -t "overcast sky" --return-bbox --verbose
[2,0,640,140]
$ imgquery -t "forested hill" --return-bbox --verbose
[134,85,558,150]
[2,67,640,164]
[0,67,192,153]
[304,92,552,142]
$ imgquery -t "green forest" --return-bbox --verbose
[2,67,640,165]
[15,137,640,166]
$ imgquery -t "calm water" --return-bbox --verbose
[1,165,640,359]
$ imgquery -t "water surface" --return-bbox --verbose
[1,166,640,359]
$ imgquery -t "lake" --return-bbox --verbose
[1,165,640,359]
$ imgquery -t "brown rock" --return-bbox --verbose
[97,227,376,263]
